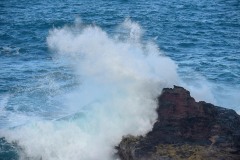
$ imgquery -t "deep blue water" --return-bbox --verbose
[0,0,240,159]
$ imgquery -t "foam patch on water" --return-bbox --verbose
[1,19,179,160]
[0,94,40,129]
[0,46,20,55]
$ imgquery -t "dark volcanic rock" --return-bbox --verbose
[117,86,240,160]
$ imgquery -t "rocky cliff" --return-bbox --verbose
[117,86,240,160]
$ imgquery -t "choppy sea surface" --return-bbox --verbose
[0,0,239,159]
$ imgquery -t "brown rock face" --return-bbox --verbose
[117,86,240,160]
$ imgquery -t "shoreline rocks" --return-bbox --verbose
[117,86,240,160]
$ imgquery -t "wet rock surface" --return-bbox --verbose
[117,86,240,160]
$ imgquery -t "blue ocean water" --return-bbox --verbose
[0,0,239,159]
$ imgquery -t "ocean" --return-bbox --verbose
[0,0,239,159]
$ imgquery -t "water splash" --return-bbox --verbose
[1,19,179,160]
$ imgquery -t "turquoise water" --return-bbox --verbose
[0,0,239,159]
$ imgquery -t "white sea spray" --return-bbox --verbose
[1,19,179,160]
